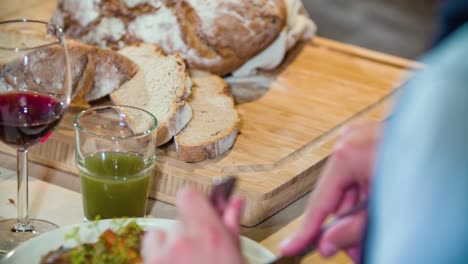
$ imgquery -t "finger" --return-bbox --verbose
[176,187,223,232]
[335,186,359,215]
[222,196,245,236]
[317,210,368,257]
[142,229,168,263]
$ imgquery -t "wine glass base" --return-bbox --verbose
[0,219,58,256]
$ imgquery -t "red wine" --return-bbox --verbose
[0,92,64,148]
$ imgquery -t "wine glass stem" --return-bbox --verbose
[14,148,33,232]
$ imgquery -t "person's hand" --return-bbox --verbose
[280,121,383,262]
[142,187,245,264]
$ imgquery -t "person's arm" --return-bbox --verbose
[364,23,468,263]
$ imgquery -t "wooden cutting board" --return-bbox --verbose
[0,0,418,226]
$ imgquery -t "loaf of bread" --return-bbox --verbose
[110,43,193,146]
[175,70,239,162]
[51,0,286,76]
[0,29,137,108]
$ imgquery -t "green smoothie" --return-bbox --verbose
[78,151,153,220]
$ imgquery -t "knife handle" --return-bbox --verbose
[209,176,237,216]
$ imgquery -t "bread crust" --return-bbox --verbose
[175,70,239,162]
[52,0,286,75]
[70,53,95,108]
[147,101,193,146]
[175,126,239,162]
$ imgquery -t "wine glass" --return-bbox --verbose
[0,19,72,253]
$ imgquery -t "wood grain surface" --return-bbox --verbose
[261,215,353,263]
[0,0,416,226]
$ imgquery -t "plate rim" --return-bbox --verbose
[2,217,275,263]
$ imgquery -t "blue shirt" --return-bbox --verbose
[364,23,468,263]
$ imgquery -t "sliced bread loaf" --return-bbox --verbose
[0,30,138,108]
[175,70,239,162]
[110,43,193,146]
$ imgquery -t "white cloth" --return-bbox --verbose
[228,0,316,79]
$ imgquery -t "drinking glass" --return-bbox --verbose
[74,105,157,221]
[0,19,72,253]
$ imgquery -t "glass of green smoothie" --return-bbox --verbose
[74,105,157,221]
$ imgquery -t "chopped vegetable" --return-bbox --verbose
[41,222,145,264]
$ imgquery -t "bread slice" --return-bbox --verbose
[110,43,193,146]
[175,70,239,162]
[0,29,137,108]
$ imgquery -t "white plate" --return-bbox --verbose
[2,218,275,264]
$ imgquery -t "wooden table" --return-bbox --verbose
[0,1,419,263]
[0,152,350,264]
